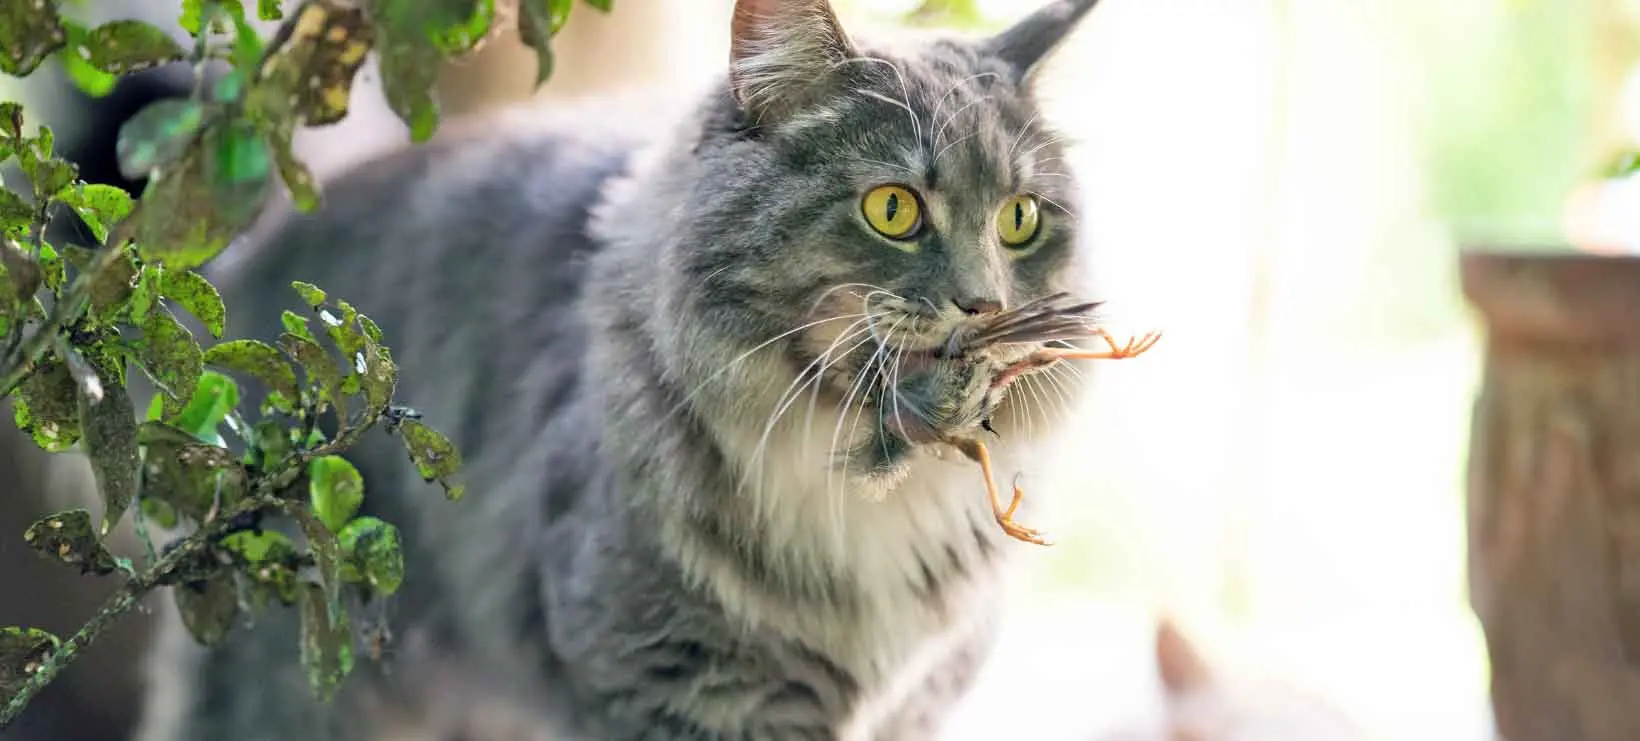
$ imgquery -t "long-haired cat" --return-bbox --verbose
[137,1,1111,738]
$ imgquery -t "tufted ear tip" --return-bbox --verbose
[984,0,1104,85]
[728,0,855,122]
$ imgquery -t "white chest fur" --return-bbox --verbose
[675,364,1046,732]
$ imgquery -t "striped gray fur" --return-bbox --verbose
[137,1,1107,739]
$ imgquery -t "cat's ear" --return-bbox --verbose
[729,0,856,124]
[984,0,1102,85]
[1155,617,1215,696]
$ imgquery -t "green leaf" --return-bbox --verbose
[22,509,120,575]
[518,0,573,87]
[14,356,82,452]
[58,46,118,97]
[84,19,187,74]
[128,263,161,322]
[370,3,446,143]
[76,352,140,536]
[0,627,59,700]
[140,495,178,529]
[87,247,140,324]
[0,0,68,76]
[222,529,298,564]
[0,189,33,235]
[174,571,239,646]
[203,339,301,411]
[258,0,284,20]
[159,267,226,338]
[280,331,341,413]
[23,156,77,203]
[337,516,403,596]
[583,0,612,10]
[172,369,239,441]
[398,419,464,500]
[222,530,300,606]
[116,99,212,181]
[132,122,273,270]
[136,422,248,522]
[297,509,344,622]
[250,0,374,127]
[36,241,62,290]
[297,580,353,703]
[291,280,327,307]
[57,183,134,244]
[180,0,205,36]
[308,455,364,533]
[268,123,320,211]
[137,305,205,419]
[280,308,315,341]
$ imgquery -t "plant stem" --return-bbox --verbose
[0,489,273,730]
[0,209,142,399]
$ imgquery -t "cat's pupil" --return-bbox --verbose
[1012,203,1023,230]
[886,193,900,221]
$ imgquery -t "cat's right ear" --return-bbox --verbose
[729,0,856,125]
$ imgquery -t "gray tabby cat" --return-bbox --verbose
[138,0,1107,738]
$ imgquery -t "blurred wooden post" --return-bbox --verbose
[1462,250,1640,741]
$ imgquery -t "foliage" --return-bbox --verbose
[0,0,609,728]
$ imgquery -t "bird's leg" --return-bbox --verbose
[947,435,1050,547]
[990,328,1162,391]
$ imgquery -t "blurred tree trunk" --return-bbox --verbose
[1463,250,1640,741]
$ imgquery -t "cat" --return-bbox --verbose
[135,0,1108,738]
[1096,618,1366,741]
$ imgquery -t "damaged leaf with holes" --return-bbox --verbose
[369,0,497,141]
[132,121,273,269]
[175,570,239,647]
[23,509,120,576]
[338,516,404,597]
[57,183,135,244]
[0,0,67,76]
[82,19,187,74]
[136,305,204,419]
[297,580,354,702]
[137,421,248,522]
[0,627,59,700]
[322,299,397,415]
[85,247,140,324]
[399,419,463,500]
[78,351,140,536]
[297,508,347,631]
[14,355,82,452]
[280,329,341,416]
[253,0,374,126]
[204,339,300,414]
[222,530,301,607]
[158,267,226,338]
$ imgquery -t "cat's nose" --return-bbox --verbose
[953,296,1004,316]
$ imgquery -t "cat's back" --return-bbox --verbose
[146,98,672,741]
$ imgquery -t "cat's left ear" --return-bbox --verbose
[729,0,856,124]
[984,0,1103,86]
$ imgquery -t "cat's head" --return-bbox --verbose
[646,0,1104,455]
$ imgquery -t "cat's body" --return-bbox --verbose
[139,2,1107,738]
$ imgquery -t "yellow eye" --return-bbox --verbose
[996,195,1041,247]
[861,185,923,240]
